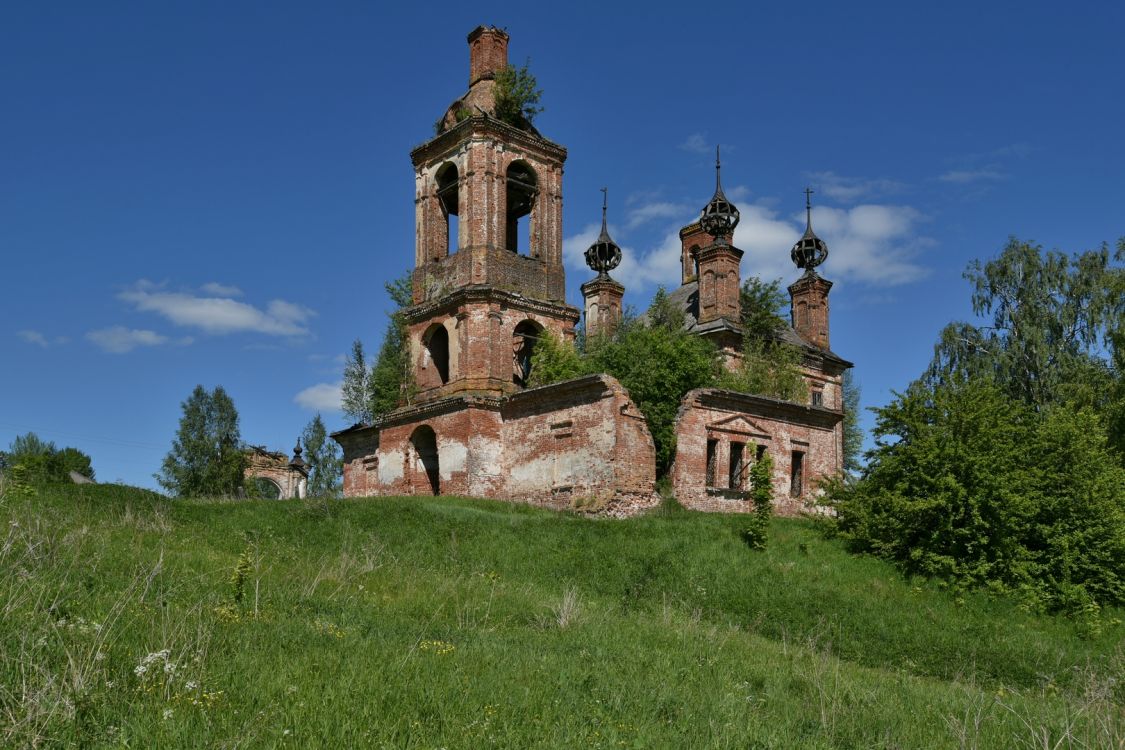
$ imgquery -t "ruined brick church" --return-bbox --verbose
[333,26,851,515]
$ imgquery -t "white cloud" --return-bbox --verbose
[938,167,1006,184]
[626,202,691,230]
[794,204,931,285]
[200,282,243,297]
[119,282,315,337]
[17,330,50,348]
[294,382,342,412]
[564,201,931,292]
[86,326,169,354]
[679,133,710,154]
[806,171,905,203]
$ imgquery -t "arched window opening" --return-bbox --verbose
[410,426,440,496]
[512,320,542,388]
[250,477,281,500]
[797,300,809,329]
[691,245,700,279]
[505,161,538,254]
[436,162,460,256]
[424,324,450,385]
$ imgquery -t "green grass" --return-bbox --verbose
[1,483,1122,748]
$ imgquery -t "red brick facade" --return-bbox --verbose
[336,375,656,511]
[580,276,624,339]
[670,388,843,516]
[332,26,852,518]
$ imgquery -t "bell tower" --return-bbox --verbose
[402,27,579,402]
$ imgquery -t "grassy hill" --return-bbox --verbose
[1,484,1122,748]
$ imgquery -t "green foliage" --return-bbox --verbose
[832,379,1125,612]
[340,339,370,425]
[741,452,774,549]
[3,486,1123,747]
[589,320,719,475]
[156,385,246,498]
[493,60,544,128]
[841,370,863,475]
[718,336,806,401]
[738,277,789,340]
[527,329,588,387]
[926,237,1124,412]
[366,271,415,419]
[833,238,1125,614]
[717,278,806,401]
[301,414,342,498]
[645,286,686,332]
[4,431,94,484]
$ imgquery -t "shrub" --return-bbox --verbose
[831,379,1125,612]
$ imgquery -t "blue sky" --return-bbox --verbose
[3,2,1123,488]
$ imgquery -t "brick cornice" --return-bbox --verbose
[403,285,580,324]
[686,387,844,429]
[411,116,567,166]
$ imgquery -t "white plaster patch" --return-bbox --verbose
[469,436,504,476]
[378,449,405,484]
[439,439,469,480]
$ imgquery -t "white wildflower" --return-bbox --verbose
[162,708,174,720]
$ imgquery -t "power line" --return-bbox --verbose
[0,422,167,452]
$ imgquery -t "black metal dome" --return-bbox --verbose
[584,188,622,277]
[699,146,740,240]
[791,188,828,272]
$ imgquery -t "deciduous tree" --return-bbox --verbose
[302,413,342,498]
[157,385,246,497]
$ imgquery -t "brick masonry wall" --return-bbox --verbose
[336,375,656,513]
[413,125,565,301]
[406,292,579,402]
[671,388,843,516]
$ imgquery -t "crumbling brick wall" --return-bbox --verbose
[671,388,842,516]
[336,375,656,512]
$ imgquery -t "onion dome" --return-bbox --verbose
[699,145,740,240]
[289,438,308,471]
[584,188,622,278]
[791,187,829,273]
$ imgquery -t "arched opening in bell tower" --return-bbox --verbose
[436,162,460,255]
[512,319,543,388]
[422,323,451,385]
[409,425,440,496]
[505,161,538,254]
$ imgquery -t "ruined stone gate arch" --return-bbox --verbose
[243,443,309,499]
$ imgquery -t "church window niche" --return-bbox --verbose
[790,450,805,497]
[436,162,460,256]
[423,323,451,385]
[811,389,824,407]
[505,161,538,254]
[729,441,745,491]
[512,319,542,387]
[797,300,809,329]
[705,439,718,487]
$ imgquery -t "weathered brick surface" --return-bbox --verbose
[696,243,744,325]
[468,26,508,86]
[411,120,566,301]
[404,287,579,401]
[337,375,656,511]
[244,447,308,499]
[670,388,843,516]
[789,273,833,350]
[580,276,624,339]
[333,27,851,519]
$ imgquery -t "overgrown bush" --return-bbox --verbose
[493,60,543,128]
[741,452,774,549]
[829,379,1125,613]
